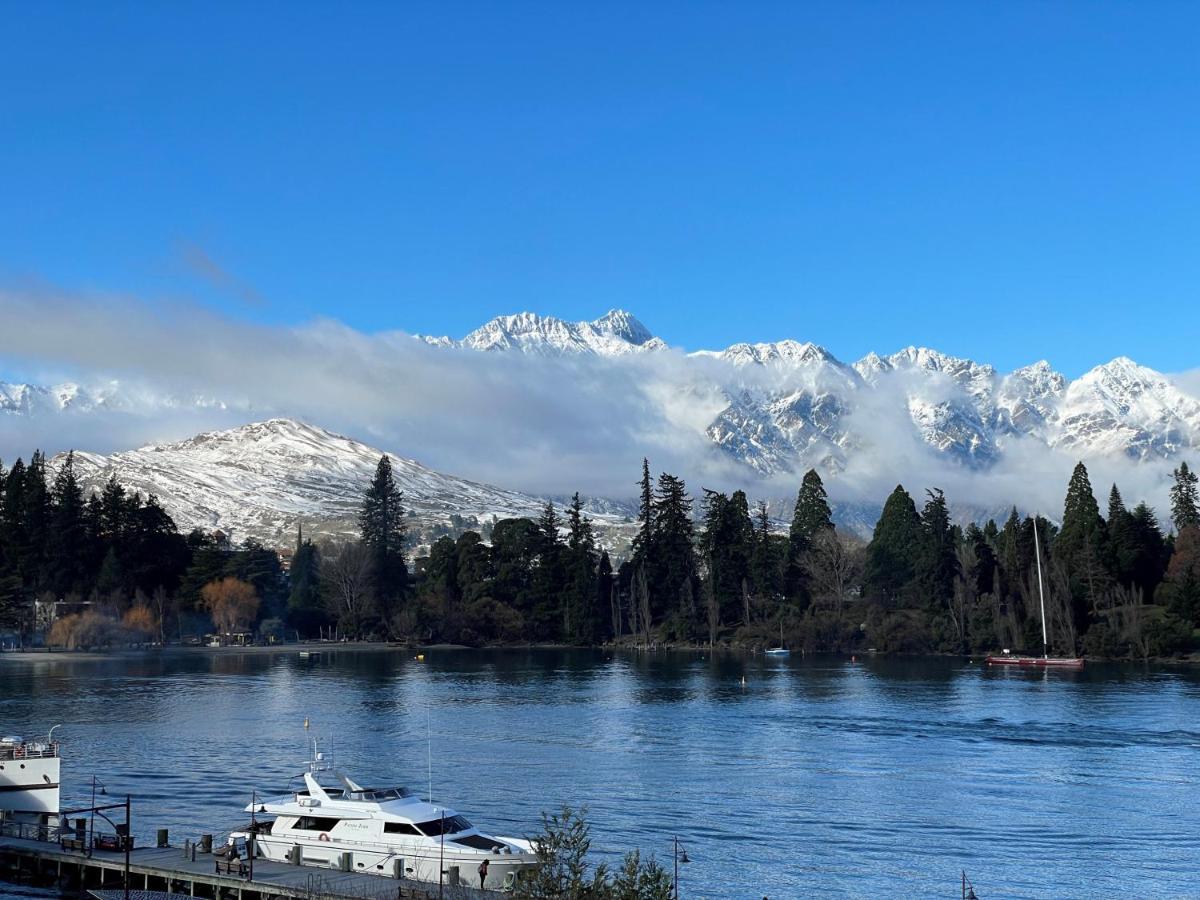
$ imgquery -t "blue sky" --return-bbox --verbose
[2,2,1198,376]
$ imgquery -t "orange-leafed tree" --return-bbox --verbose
[200,577,260,634]
[122,604,159,642]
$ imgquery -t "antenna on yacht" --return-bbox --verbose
[427,712,433,805]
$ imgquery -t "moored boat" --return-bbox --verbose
[0,729,61,839]
[236,743,538,891]
[985,515,1084,671]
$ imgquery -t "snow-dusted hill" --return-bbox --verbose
[54,419,634,550]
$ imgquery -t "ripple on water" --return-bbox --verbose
[1,650,1197,898]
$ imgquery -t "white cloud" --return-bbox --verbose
[0,286,1190,525]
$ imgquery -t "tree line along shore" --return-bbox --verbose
[0,447,1198,661]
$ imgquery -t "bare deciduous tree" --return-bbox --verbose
[802,531,863,614]
[320,541,375,639]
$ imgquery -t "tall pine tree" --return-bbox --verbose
[1170,461,1199,532]
[864,485,920,604]
[359,455,407,634]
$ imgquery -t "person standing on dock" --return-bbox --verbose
[478,857,489,890]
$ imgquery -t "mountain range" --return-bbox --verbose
[4,309,1198,547]
[413,310,1200,476]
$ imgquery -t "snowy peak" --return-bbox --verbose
[714,340,844,369]
[0,380,116,414]
[1052,357,1200,459]
[591,309,655,345]
[451,309,666,357]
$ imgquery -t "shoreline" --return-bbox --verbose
[0,640,1196,666]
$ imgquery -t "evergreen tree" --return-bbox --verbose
[699,489,753,626]
[787,469,834,603]
[915,489,958,610]
[48,452,86,597]
[650,473,696,626]
[359,455,408,634]
[530,502,565,640]
[1106,484,1137,585]
[1125,503,1168,599]
[864,485,921,604]
[1056,461,1108,622]
[750,500,785,601]
[563,493,598,643]
[1170,461,1200,532]
[630,458,654,567]
[596,551,615,642]
[287,525,326,636]
[20,452,50,593]
[789,469,834,555]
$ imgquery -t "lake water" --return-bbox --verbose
[1,648,1197,898]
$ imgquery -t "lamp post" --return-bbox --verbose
[438,808,445,900]
[249,790,256,882]
[672,836,690,899]
[88,776,107,858]
[123,794,131,900]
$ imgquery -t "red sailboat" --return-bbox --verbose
[986,514,1084,669]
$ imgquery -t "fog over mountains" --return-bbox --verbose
[3,307,1198,546]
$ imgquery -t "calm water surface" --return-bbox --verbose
[1,649,1197,898]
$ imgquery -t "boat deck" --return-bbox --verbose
[0,833,498,899]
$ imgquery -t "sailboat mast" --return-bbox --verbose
[1033,515,1048,657]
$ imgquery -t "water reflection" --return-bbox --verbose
[1,648,1197,897]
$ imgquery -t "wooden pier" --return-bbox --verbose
[0,834,495,900]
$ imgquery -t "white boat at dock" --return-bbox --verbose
[236,744,537,891]
[0,730,61,838]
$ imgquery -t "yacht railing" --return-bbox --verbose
[0,742,59,761]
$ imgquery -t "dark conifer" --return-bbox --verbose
[915,489,957,609]
[1170,461,1199,533]
[359,455,408,634]
[864,485,920,603]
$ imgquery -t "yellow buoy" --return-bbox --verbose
[415,654,425,662]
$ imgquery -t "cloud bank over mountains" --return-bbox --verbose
[2,287,1197,522]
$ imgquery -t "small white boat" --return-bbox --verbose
[765,621,790,656]
[237,743,537,891]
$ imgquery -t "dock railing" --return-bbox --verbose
[0,820,60,843]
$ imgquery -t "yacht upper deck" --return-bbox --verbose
[0,738,59,762]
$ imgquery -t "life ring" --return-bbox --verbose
[318,833,331,842]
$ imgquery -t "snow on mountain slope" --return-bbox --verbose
[422,309,668,356]
[11,310,1200,486]
[54,419,631,550]
[1055,357,1200,459]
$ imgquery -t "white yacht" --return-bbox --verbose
[0,730,61,837]
[238,746,538,891]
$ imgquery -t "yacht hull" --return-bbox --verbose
[985,656,1084,668]
[251,834,536,890]
[0,754,60,816]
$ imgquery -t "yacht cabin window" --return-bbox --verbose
[416,815,471,836]
[294,816,342,831]
[383,822,422,835]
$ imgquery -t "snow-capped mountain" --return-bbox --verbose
[0,380,124,415]
[417,314,1200,475]
[421,309,668,356]
[8,309,1200,490]
[53,419,633,550]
